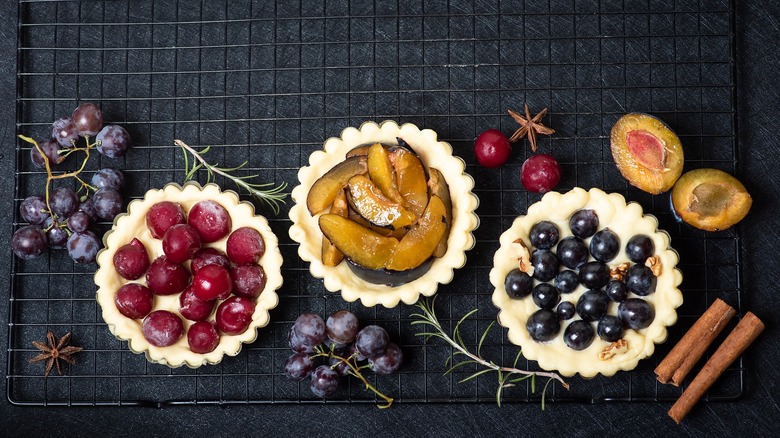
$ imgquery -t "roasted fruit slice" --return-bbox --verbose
[385,195,448,271]
[345,145,371,158]
[610,113,684,194]
[390,147,429,217]
[427,168,452,258]
[321,190,348,266]
[368,143,404,203]
[348,208,408,240]
[347,175,416,229]
[671,168,752,231]
[318,214,398,270]
[307,156,368,215]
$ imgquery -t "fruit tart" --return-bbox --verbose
[490,187,682,377]
[289,121,479,308]
[95,182,283,368]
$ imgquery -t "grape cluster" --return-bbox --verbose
[284,310,403,399]
[504,211,658,351]
[13,103,132,264]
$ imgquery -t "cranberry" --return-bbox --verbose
[230,264,267,299]
[216,296,256,335]
[188,200,232,243]
[113,238,150,280]
[146,201,186,239]
[162,224,201,263]
[179,285,216,321]
[145,256,191,295]
[521,153,561,193]
[226,227,265,265]
[190,247,231,275]
[115,283,154,319]
[142,310,184,347]
[474,129,512,168]
[187,321,220,354]
[192,264,232,301]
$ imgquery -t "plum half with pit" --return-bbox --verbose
[670,168,751,231]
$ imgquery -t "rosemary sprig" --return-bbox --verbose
[410,298,569,408]
[175,139,287,215]
[311,345,394,409]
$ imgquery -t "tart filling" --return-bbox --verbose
[289,121,480,308]
[94,182,283,368]
[490,187,683,377]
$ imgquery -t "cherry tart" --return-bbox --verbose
[490,187,683,377]
[289,121,480,308]
[95,182,283,368]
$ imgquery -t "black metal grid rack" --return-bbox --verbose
[9,0,743,406]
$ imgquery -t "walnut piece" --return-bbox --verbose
[645,255,662,276]
[599,339,628,360]
[511,238,534,275]
[610,262,631,281]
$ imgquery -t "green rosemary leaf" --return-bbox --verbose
[477,321,494,357]
[458,368,494,384]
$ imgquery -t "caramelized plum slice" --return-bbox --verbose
[347,175,416,229]
[671,168,751,231]
[390,147,429,217]
[385,195,448,271]
[427,168,452,258]
[321,190,348,267]
[367,143,404,203]
[318,214,399,270]
[307,155,368,215]
[610,113,683,194]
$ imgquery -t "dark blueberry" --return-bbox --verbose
[563,320,595,351]
[618,298,655,330]
[589,228,620,262]
[554,269,580,294]
[529,221,560,250]
[597,315,624,342]
[605,280,628,303]
[557,236,588,269]
[626,264,657,296]
[525,309,560,342]
[576,289,610,322]
[532,283,560,310]
[626,234,655,264]
[505,268,534,299]
[569,209,599,239]
[579,261,610,289]
[556,301,576,320]
[531,249,559,282]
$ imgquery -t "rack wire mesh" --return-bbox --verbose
[9,0,742,406]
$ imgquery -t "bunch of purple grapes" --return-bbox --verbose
[284,310,404,398]
[13,103,132,264]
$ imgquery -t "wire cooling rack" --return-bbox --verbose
[9,0,743,406]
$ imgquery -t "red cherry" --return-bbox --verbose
[188,200,232,243]
[190,247,231,275]
[113,238,150,280]
[474,129,512,168]
[521,154,561,193]
[142,310,184,347]
[146,201,186,239]
[192,264,232,301]
[145,256,191,295]
[226,227,265,265]
[179,285,216,321]
[162,224,201,263]
[230,264,267,299]
[187,321,220,354]
[115,283,154,319]
[216,296,256,335]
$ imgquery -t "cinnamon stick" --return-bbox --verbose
[668,312,765,424]
[655,298,736,385]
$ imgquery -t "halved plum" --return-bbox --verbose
[385,195,448,271]
[318,214,399,270]
[367,143,404,203]
[671,168,751,231]
[390,147,429,217]
[427,168,452,258]
[610,113,684,194]
[321,189,348,267]
[347,175,416,229]
[306,155,368,215]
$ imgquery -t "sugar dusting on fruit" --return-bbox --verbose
[626,130,667,170]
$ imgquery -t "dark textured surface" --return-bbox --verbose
[1,1,779,436]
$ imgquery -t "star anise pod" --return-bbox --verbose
[30,330,83,377]
[508,104,556,152]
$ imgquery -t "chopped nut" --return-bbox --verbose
[645,256,662,276]
[511,238,534,275]
[610,262,631,281]
[599,339,628,360]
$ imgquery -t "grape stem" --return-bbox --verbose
[312,346,394,409]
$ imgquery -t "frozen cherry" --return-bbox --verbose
[145,201,186,239]
[179,285,216,321]
[216,296,256,335]
[226,227,265,265]
[188,200,232,243]
[520,153,561,193]
[162,224,202,263]
[474,129,511,168]
[113,238,150,280]
[192,264,232,301]
[145,256,191,295]
[187,321,220,354]
[190,247,231,274]
[142,310,184,347]
[230,264,267,299]
[115,283,154,319]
